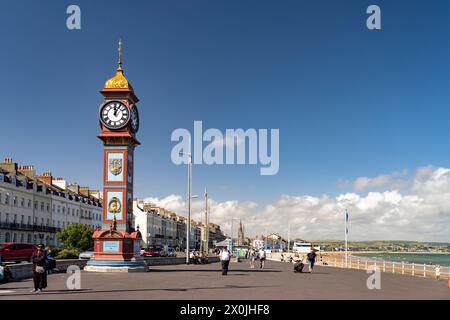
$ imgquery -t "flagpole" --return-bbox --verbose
[345,209,348,268]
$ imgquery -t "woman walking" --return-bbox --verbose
[249,248,256,269]
[31,244,46,293]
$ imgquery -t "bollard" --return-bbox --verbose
[412,263,415,276]
[423,264,426,278]
[357,259,360,270]
[365,260,368,270]
[392,262,395,274]
[383,261,386,272]
[402,261,404,275]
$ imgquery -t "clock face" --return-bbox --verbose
[100,101,130,129]
[130,106,139,133]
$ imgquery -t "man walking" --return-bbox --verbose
[258,248,266,269]
[220,246,231,276]
[307,249,317,273]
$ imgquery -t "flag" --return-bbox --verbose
[345,210,349,235]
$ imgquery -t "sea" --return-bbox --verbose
[352,252,450,266]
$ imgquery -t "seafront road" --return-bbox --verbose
[0,261,448,300]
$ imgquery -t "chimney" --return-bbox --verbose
[0,157,18,174]
[37,171,53,185]
[79,186,90,197]
[89,189,101,200]
[67,183,80,194]
[52,177,67,190]
[18,165,36,179]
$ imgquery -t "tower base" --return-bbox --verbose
[85,259,147,273]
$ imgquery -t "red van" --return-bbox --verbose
[0,243,36,263]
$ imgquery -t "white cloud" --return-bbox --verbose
[142,166,450,242]
[342,169,409,191]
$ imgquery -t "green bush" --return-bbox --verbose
[55,248,81,260]
[56,224,94,252]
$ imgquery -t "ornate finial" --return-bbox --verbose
[104,39,132,89]
[118,38,123,70]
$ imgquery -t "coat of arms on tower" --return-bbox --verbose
[109,158,122,176]
[108,197,122,213]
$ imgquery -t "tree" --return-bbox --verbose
[56,224,93,251]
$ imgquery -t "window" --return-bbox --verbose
[41,218,44,226]
[0,193,2,203]
[13,196,17,206]
[34,217,37,224]
[72,208,75,216]
[57,221,60,228]
[20,234,24,243]
[62,206,65,214]
[5,213,9,223]
[57,205,60,213]
[21,215,24,223]
[46,203,50,212]
[13,214,17,223]
[27,234,31,244]
[27,216,31,225]
[34,201,38,209]
[27,199,31,208]
[52,204,55,212]
[46,219,49,226]
[21,198,24,207]
[5,194,9,205]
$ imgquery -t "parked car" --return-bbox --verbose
[0,243,36,263]
[140,244,163,257]
[167,247,177,257]
[78,248,94,260]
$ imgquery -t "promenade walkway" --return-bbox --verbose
[0,261,448,300]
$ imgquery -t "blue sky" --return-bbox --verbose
[2,0,450,205]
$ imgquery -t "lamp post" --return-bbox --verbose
[179,150,195,264]
[230,218,240,254]
[287,222,291,253]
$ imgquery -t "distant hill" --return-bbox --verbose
[304,240,450,252]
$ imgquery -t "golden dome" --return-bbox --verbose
[104,66,130,89]
[103,39,132,90]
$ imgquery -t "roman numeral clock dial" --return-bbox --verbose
[100,101,130,129]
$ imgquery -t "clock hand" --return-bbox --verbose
[114,106,118,116]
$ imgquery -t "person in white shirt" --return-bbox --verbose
[220,246,231,275]
[435,265,441,280]
[258,249,266,269]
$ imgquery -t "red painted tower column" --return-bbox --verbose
[85,40,146,272]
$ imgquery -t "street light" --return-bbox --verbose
[179,150,194,264]
[230,217,240,254]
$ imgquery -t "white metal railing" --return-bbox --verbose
[319,255,449,281]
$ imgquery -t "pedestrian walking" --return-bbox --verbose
[258,248,266,269]
[435,265,441,280]
[31,244,46,293]
[220,246,231,276]
[307,249,317,273]
[249,248,256,269]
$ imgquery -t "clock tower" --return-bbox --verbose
[85,40,146,272]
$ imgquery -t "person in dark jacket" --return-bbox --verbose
[31,244,46,293]
[307,249,317,273]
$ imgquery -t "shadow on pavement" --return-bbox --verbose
[0,284,272,298]
[149,269,282,273]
